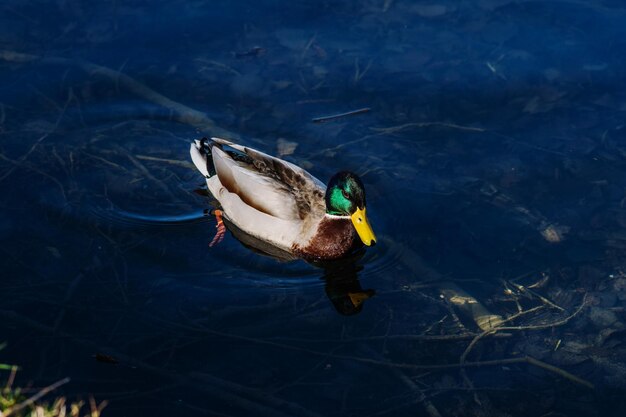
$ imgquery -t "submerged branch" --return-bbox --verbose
[0,49,236,138]
[457,294,590,392]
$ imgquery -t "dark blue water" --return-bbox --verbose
[2,1,626,416]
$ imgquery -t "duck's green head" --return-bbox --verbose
[325,171,377,246]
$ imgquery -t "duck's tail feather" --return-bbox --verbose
[190,137,216,178]
[211,137,254,165]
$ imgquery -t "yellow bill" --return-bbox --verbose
[350,207,377,246]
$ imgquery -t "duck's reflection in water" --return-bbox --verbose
[220,218,376,315]
[312,249,375,315]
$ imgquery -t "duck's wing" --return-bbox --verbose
[207,137,326,221]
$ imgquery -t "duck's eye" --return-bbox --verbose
[342,190,350,199]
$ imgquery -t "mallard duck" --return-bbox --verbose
[190,137,376,260]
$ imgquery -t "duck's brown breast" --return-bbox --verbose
[292,217,360,260]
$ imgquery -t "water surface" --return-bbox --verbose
[2,1,626,416]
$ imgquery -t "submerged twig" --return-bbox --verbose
[135,154,195,169]
[0,153,67,201]
[270,332,512,344]
[524,356,593,389]
[460,305,545,364]
[491,293,587,333]
[0,91,70,183]
[353,57,373,84]
[363,346,442,417]
[113,145,178,200]
[371,122,485,134]
[195,58,241,76]
[508,281,565,311]
[52,272,85,332]
[312,107,371,123]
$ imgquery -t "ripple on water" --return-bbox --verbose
[87,200,325,291]
[86,197,205,228]
[356,235,410,279]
